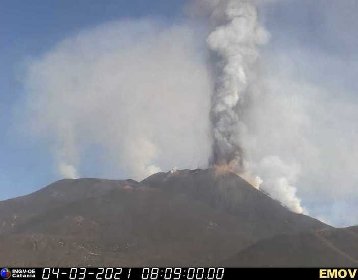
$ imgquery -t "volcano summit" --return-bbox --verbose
[1,168,357,266]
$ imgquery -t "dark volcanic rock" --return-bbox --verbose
[0,168,352,267]
[143,169,328,240]
[223,226,358,267]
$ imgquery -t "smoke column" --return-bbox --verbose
[193,0,304,213]
[56,121,80,179]
[204,0,268,172]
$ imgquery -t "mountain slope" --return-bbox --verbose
[223,226,358,267]
[0,169,336,266]
[143,169,328,240]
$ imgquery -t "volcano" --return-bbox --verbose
[0,168,356,266]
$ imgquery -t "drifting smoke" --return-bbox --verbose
[19,0,358,225]
[254,156,303,213]
[24,20,211,180]
[23,1,305,213]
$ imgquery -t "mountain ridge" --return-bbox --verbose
[0,168,356,267]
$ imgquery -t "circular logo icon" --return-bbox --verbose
[0,268,11,280]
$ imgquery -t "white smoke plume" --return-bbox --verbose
[24,19,212,180]
[58,163,79,179]
[254,156,303,213]
[56,121,80,179]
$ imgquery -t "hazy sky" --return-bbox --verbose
[1,0,358,227]
[0,0,184,198]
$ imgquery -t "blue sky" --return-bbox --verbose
[0,0,185,199]
[1,0,358,226]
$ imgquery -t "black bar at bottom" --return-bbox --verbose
[2,267,357,280]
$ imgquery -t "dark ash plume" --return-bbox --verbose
[203,0,268,172]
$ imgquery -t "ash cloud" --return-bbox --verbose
[204,0,269,171]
